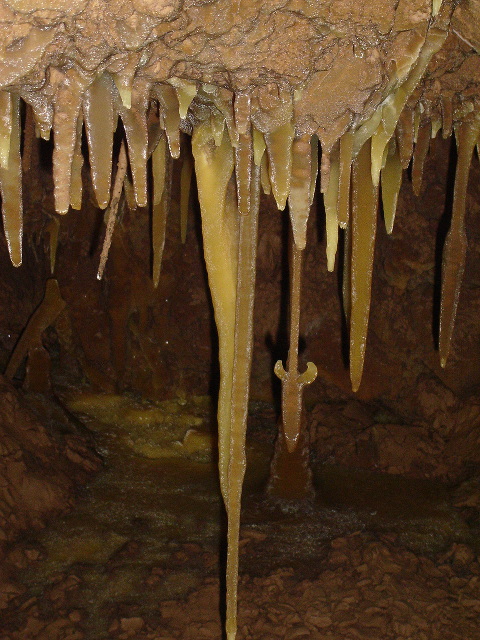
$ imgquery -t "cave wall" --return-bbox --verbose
[0,130,479,481]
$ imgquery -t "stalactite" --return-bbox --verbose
[118,79,150,208]
[83,73,116,209]
[152,134,169,287]
[442,96,453,139]
[412,120,431,196]
[264,99,294,210]
[381,137,403,234]
[309,135,319,206]
[191,120,237,503]
[288,134,313,250]
[168,77,197,119]
[156,84,181,159]
[234,94,253,217]
[396,107,415,169]
[439,114,480,367]
[342,218,352,325]
[225,162,260,640]
[274,237,317,452]
[252,126,266,167]
[260,149,271,195]
[179,144,193,244]
[323,143,340,272]
[337,131,353,229]
[0,91,12,169]
[97,141,128,280]
[350,139,378,392]
[52,69,89,214]
[0,93,22,267]
[69,113,84,211]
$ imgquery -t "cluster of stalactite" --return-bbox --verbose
[1,9,479,640]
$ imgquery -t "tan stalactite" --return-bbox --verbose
[234,93,253,217]
[0,93,22,267]
[337,130,354,229]
[323,143,340,272]
[442,96,453,139]
[52,69,90,215]
[156,84,181,159]
[69,113,84,211]
[167,77,197,120]
[118,79,151,208]
[191,121,237,504]
[179,145,193,244]
[439,114,480,368]
[412,120,432,196]
[225,162,260,640]
[288,133,313,251]
[264,100,294,210]
[83,73,116,210]
[396,107,415,169]
[342,217,352,325]
[309,135,319,207]
[274,239,317,454]
[381,137,403,234]
[97,141,128,280]
[350,138,379,393]
[0,91,12,169]
[152,134,169,288]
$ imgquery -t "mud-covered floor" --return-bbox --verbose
[1,393,479,640]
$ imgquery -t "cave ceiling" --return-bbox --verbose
[0,2,480,640]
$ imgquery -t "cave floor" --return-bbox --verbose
[1,392,480,640]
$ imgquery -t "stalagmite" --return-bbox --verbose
[152,135,169,287]
[52,69,89,214]
[83,73,116,209]
[0,93,22,266]
[381,137,403,234]
[323,145,340,271]
[234,94,253,217]
[412,120,431,196]
[118,80,150,208]
[439,114,480,367]
[5,278,66,380]
[350,139,379,392]
[179,147,193,244]
[264,102,294,210]
[225,163,260,640]
[97,142,128,280]
[191,121,237,502]
[274,237,317,452]
[69,114,84,211]
[337,131,354,229]
[288,134,313,250]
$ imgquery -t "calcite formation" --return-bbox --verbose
[0,1,479,638]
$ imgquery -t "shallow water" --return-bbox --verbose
[16,392,475,638]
